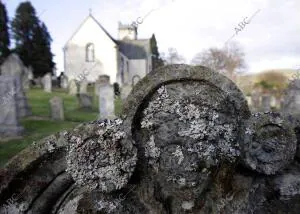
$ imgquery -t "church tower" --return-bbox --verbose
[118,22,137,40]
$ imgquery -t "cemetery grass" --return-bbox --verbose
[0,88,123,167]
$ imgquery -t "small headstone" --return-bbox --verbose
[98,75,115,119]
[69,79,78,95]
[28,66,34,80]
[0,76,24,137]
[43,73,52,93]
[60,75,68,89]
[251,90,260,111]
[23,66,30,90]
[79,79,88,94]
[49,96,64,121]
[78,94,93,109]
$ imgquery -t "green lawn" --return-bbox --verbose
[0,87,123,167]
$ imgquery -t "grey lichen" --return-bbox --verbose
[95,199,120,213]
[66,118,137,192]
[144,135,160,165]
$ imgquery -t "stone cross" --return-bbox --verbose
[49,96,64,121]
[98,75,115,119]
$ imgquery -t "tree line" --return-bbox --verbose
[0,1,54,77]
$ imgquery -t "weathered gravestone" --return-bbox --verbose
[98,75,115,120]
[79,79,88,94]
[78,94,93,109]
[68,79,78,95]
[282,79,300,118]
[0,55,31,118]
[1,65,300,214]
[0,54,31,91]
[0,76,24,137]
[49,96,64,121]
[43,73,52,93]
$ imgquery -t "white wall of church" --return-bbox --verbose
[64,16,118,83]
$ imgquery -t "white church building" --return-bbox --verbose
[63,12,152,86]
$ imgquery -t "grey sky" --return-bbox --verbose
[4,0,300,74]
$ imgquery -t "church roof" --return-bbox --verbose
[117,39,151,59]
[64,13,151,59]
[64,14,117,48]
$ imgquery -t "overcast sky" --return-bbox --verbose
[4,0,300,75]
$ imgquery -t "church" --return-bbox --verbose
[63,12,152,86]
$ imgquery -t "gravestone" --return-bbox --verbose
[49,96,64,121]
[98,75,115,119]
[79,79,88,94]
[60,75,68,89]
[0,54,29,90]
[78,94,93,109]
[0,76,24,137]
[68,79,78,95]
[43,73,52,92]
[23,66,30,90]
[261,94,271,112]
[282,79,300,118]
[1,65,300,214]
[94,76,101,95]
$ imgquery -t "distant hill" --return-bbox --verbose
[235,69,298,95]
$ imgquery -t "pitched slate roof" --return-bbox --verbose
[117,39,151,59]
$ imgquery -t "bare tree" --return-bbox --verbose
[163,48,186,64]
[191,41,246,80]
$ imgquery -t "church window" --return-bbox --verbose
[86,43,95,62]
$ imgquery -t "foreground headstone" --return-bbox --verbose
[98,75,115,119]
[49,96,64,121]
[1,65,300,214]
[0,76,24,137]
[43,73,52,93]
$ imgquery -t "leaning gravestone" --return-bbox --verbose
[68,79,78,95]
[1,65,300,214]
[98,75,115,119]
[78,94,93,109]
[43,73,52,93]
[0,76,24,137]
[49,96,64,121]
[79,79,88,94]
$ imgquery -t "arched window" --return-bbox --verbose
[86,43,95,62]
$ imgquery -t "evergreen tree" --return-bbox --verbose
[150,34,164,70]
[31,22,55,77]
[11,1,39,67]
[0,1,10,64]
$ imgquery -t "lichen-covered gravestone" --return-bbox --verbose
[1,65,300,214]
